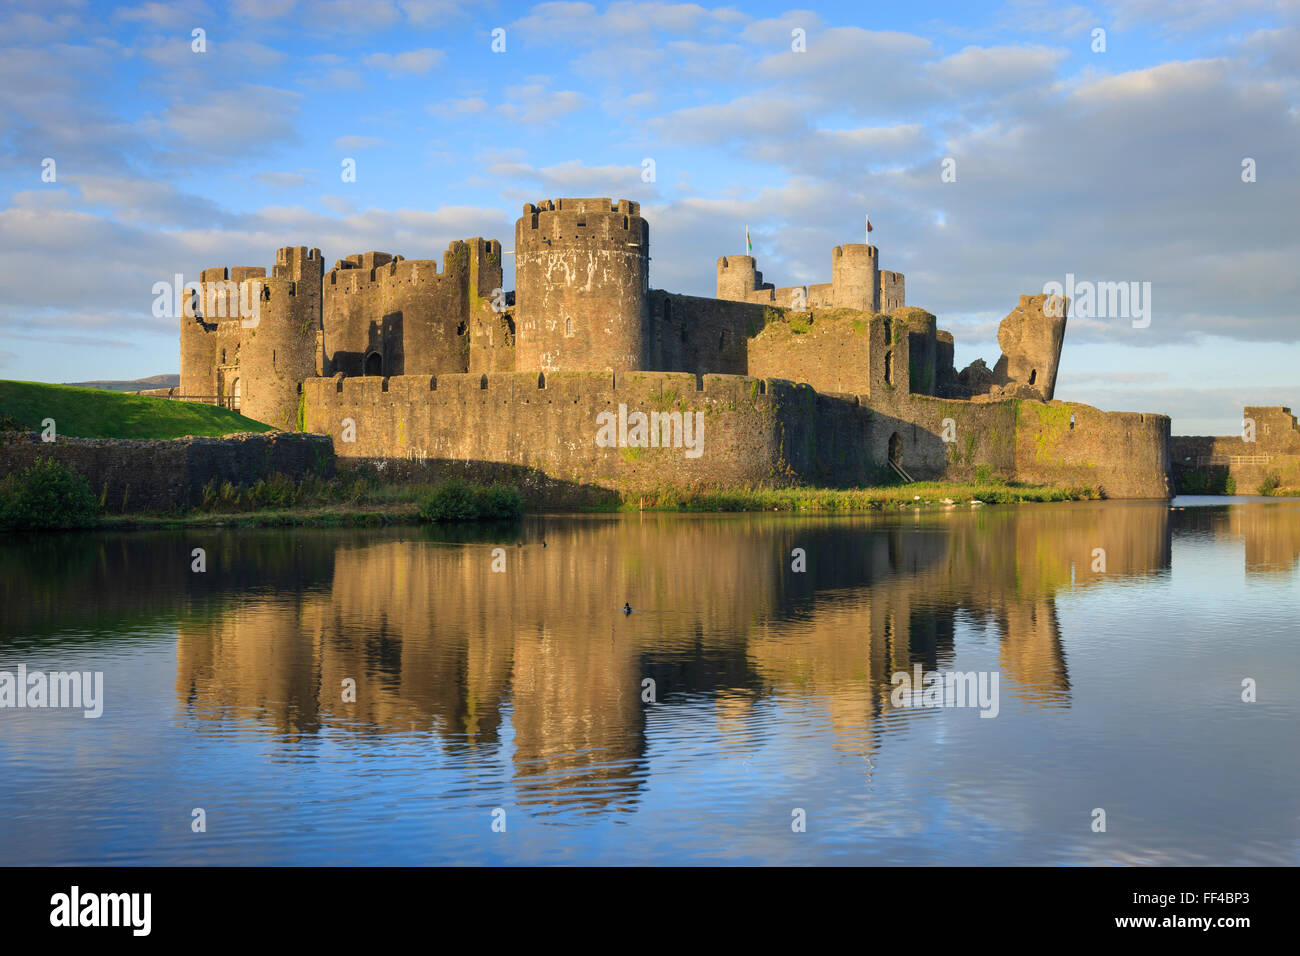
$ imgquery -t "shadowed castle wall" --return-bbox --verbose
[323,239,502,379]
[646,291,766,375]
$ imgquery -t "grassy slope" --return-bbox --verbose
[0,380,273,439]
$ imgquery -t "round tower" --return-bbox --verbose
[514,198,648,372]
[239,267,321,430]
[716,255,760,301]
[831,243,879,313]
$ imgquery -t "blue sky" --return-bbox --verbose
[0,0,1297,434]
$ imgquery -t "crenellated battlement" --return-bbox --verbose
[717,241,897,314]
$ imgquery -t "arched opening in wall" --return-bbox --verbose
[364,352,383,376]
[479,374,488,390]
[888,432,903,467]
[231,378,241,411]
[565,318,573,337]
[884,350,893,385]
[537,372,545,389]
[1029,368,1037,385]
[220,348,227,364]
[1070,413,1076,429]
[883,317,892,344]
[504,314,515,346]
[664,300,672,323]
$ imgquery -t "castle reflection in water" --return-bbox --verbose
[6,501,1298,817]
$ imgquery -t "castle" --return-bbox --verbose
[174,197,1172,499]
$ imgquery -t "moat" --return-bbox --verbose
[1,499,1297,865]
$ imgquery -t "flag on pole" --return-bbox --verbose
[746,225,752,256]
[866,213,873,243]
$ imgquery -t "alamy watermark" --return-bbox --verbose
[50,886,150,935]
[0,665,103,718]
[1042,273,1151,328]
[152,273,261,327]
[890,664,999,718]
[595,403,704,459]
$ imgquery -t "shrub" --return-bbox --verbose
[973,464,993,483]
[0,457,100,530]
[1258,471,1282,496]
[417,479,522,522]
[418,479,479,521]
[478,483,524,520]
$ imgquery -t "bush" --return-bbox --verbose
[418,479,523,522]
[478,483,524,520]
[1258,471,1282,496]
[0,457,100,530]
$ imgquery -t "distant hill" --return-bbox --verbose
[0,380,272,439]
[63,374,180,393]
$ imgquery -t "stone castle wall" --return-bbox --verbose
[646,291,766,376]
[1171,406,1300,493]
[323,239,502,379]
[302,370,876,495]
[300,369,1171,499]
[0,431,334,513]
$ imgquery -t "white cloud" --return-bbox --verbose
[497,84,586,123]
[149,85,303,158]
[333,135,387,151]
[363,47,444,75]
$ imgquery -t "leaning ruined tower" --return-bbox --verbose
[513,198,649,372]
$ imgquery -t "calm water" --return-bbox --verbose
[1,498,1297,865]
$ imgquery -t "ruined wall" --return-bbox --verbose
[745,306,938,402]
[323,239,498,379]
[514,199,648,372]
[180,313,218,399]
[646,291,765,375]
[180,264,269,401]
[747,309,876,396]
[1172,406,1300,493]
[302,370,876,495]
[468,306,517,373]
[0,431,334,513]
[879,270,905,314]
